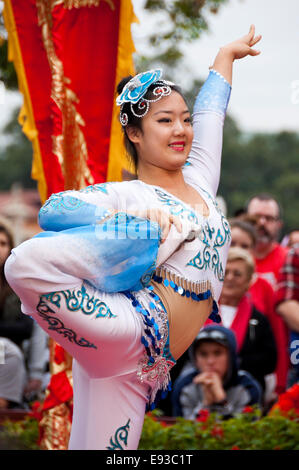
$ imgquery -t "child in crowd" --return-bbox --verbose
[172,325,262,419]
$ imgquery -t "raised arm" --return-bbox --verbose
[184,25,262,197]
[183,69,231,197]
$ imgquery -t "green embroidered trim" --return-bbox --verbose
[43,284,117,319]
[36,296,97,349]
[187,187,231,282]
[106,419,131,450]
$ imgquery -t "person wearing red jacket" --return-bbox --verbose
[245,194,288,286]
[206,247,277,405]
[230,218,289,394]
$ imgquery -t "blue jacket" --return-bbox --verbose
[172,325,262,418]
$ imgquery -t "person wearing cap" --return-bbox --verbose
[172,325,262,419]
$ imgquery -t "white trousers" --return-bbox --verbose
[5,236,157,450]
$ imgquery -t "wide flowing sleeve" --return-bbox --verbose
[32,213,162,293]
[183,69,231,197]
[5,183,162,315]
[38,182,119,232]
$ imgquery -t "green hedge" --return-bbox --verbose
[0,408,299,450]
[139,409,299,450]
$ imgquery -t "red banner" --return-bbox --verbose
[4,0,136,201]
[3,0,137,449]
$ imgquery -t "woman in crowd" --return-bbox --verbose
[0,222,32,409]
[230,218,289,394]
[5,27,261,450]
[212,246,277,395]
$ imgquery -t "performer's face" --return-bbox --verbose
[127,91,193,171]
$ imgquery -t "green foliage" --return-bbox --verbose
[139,409,299,450]
[0,417,40,450]
[1,409,299,450]
[0,109,35,190]
[135,0,229,73]
[0,40,18,89]
[219,127,299,233]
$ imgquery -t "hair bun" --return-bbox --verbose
[117,76,133,95]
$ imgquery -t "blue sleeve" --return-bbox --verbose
[33,213,161,292]
[38,183,118,232]
[33,184,162,293]
[183,69,231,197]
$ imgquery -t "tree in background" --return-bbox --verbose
[1,0,299,233]
[0,0,228,190]
[135,0,228,73]
[0,108,33,190]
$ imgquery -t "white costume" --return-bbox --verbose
[5,70,231,450]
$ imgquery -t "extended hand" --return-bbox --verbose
[221,24,262,60]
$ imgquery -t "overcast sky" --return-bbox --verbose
[132,0,299,133]
[0,0,298,136]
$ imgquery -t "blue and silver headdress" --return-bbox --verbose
[116,69,175,126]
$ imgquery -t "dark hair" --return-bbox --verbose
[245,193,283,220]
[0,223,15,307]
[116,75,187,172]
[0,224,14,254]
[229,218,257,247]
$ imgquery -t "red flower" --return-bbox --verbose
[243,406,254,414]
[277,396,294,412]
[273,384,299,415]
[211,426,224,439]
[231,445,240,450]
[287,384,299,397]
[196,409,209,422]
[287,384,299,406]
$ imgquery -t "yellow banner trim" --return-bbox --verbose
[3,0,48,203]
[107,0,138,182]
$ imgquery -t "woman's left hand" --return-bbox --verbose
[221,24,262,60]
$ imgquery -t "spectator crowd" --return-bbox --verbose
[0,219,49,411]
[0,192,299,424]
[158,193,299,420]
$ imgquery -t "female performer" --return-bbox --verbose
[5,26,261,450]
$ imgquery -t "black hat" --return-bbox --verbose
[194,327,230,351]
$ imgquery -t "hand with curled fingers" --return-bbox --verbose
[221,24,262,60]
[127,208,182,243]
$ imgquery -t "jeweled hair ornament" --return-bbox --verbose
[116,69,175,126]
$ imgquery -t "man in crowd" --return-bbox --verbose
[245,194,290,393]
[246,193,288,287]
